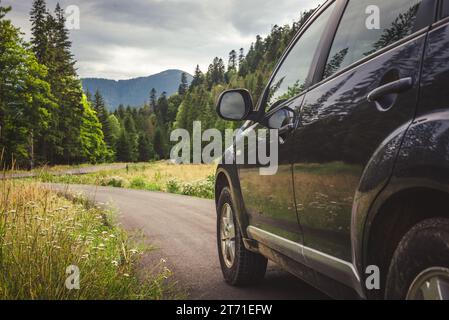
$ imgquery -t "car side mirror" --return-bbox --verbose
[216,89,254,121]
[264,107,296,135]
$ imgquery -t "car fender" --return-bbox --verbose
[355,110,449,274]
[351,120,413,274]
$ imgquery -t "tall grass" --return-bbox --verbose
[34,162,217,199]
[0,178,172,300]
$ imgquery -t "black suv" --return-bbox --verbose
[214,0,449,300]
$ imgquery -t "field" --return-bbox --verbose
[33,162,218,199]
[0,178,175,300]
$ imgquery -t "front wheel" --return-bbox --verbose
[217,187,267,286]
[385,218,449,300]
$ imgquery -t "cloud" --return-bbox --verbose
[3,0,322,79]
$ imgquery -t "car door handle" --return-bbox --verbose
[367,77,414,103]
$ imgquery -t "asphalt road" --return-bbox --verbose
[45,184,328,300]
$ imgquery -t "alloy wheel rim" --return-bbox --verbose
[220,203,236,269]
[406,267,449,300]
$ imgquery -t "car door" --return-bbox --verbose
[238,1,338,249]
[291,0,435,266]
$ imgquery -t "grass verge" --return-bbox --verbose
[34,162,217,199]
[0,179,174,300]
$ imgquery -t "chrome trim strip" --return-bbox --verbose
[247,226,307,265]
[247,226,365,298]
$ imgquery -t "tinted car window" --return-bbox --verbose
[264,2,336,110]
[323,0,422,79]
[443,1,449,18]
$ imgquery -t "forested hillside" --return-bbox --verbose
[1,0,315,168]
[173,9,315,138]
[82,70,193,110]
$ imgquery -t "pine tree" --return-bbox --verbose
[228,50,237,71]
[116,130,133,162]
[92,90,113,147]
[149,88,157,111]
[117,104,126,119]
[30,0,48,64]
[238,48,245,66]
[44,3,85,164]
[138,134,154,162]
[190,65,203,88]
[178,72,189,96]
[153,128,164,160]
[123,115,138,161]
[53,3,76,76]
[156,92,169,125]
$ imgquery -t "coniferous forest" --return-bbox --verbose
[0,0,315,169]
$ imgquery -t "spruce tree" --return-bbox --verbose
[190,65,204,88]
[149,88,157,110]
[228,50,237,71]
[93,90,113,147]
[153,128,164,160]
[178,72,189,96]
[123,115,138,161]
[116,130,133,162]
[30,0,48,64]
[45,3,85,164]
[138,134,154,162]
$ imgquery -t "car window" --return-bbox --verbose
[263,2,336,111]
[443,1,449,18]
[323,0,422,79]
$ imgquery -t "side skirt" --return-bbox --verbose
[247,226,365,299]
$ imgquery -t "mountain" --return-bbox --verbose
[82,69,192,110]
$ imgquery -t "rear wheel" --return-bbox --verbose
[217,187,267,286]
[385,218,449,300]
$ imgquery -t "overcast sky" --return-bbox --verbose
[3,0,322,80]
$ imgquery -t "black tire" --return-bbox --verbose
[385,218,449,300]
[217,187,267,286]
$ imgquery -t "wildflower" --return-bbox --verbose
[111,260,119,267]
